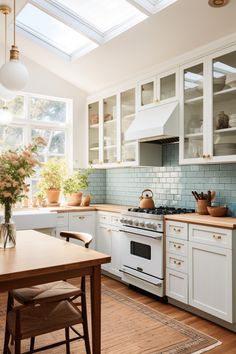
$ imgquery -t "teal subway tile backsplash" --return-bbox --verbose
[88,144,236,215]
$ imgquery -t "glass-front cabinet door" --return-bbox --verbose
[121,88,137,163]
[137,71,177,110]
[88,101,99,165]
[180,60,205,163]
[211,48,236,162]
[158,71,177,103]
[103,95,117,164]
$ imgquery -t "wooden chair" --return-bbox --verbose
[4,231,93,354]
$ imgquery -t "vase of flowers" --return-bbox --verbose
[0,137,46,248]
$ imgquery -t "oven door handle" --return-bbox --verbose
[119,268,162,286]
[119,229,162,240]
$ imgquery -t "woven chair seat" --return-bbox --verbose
[11,281,82,304]
[7,300,82,340]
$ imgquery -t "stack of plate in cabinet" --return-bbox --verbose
[214,143,236,156]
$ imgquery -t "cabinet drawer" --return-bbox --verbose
[189,224,232,249]
[97,213,111,225]
[166,221,188,240]
[166,237,188,257]
[56,213,68,227]
[111,215,121,226]
[166,269,188,304]
[166,253,187,273]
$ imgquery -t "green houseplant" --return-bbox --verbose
[63,169,90,206]
[38,158,67,205]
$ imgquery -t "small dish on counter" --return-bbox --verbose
[207,206,228,217]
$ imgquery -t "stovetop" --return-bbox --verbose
[127,206,195,216]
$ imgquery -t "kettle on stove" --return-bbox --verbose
[139,189,155,209]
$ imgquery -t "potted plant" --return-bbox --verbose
[38,158,67,205]
[63,169,90,206]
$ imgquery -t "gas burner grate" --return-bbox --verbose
[128,206,195,215]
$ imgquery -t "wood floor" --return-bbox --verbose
[101,275,236,354]
[0,275,235,353]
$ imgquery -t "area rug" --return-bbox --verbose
[0,285,221,354]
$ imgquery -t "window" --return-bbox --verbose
[0,93,72,198]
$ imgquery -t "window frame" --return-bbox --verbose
[1,91,73,200]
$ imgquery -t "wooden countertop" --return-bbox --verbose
[46,204,129,214]
[164,213,236,230]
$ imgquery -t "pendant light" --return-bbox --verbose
[0,4,16,101]
[0,0,29,91]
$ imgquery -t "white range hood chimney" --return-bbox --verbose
[125,101,179,142]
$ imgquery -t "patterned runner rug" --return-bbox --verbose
[0,285,221,353]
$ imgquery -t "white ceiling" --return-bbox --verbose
[1,0,236,95]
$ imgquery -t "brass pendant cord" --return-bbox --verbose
[13,0,16,46]
[4,10,7,63]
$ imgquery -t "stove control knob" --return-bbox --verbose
[146,222,152,229]
[120,218,125,223]
[139,222,145,228]
[152,223,157,230]
[128,219,133,225]
[134,220,139,226]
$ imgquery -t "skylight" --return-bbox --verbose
[17,3,97,58]
[16,0,177,61]
[53,0,147,34]
[134,0,178,14]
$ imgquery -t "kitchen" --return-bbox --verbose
[1,0,236,353]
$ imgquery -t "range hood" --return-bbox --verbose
[125,101,179,142]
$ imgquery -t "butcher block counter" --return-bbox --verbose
[48,204,129,214]
[165,213,236,230]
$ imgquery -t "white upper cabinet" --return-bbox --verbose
[137,70,178,111]
[88,101,100,165]
[180,45,236,164]
[88,86,162,168]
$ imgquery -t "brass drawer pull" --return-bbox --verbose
[174,244,181,249]
[213,234,222,240]
[173,227,181,232]
[173,260,182,266]
[57,216,65,219]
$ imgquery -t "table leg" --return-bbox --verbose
[90,265,101,354]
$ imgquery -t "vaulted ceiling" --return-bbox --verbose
[1,0,236,95]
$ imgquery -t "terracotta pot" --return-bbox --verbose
[47,189,60,204]
[66,192,83,206]
[81,195,91,206]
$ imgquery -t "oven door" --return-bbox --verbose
[119,229,163,280]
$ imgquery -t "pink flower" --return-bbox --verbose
[2,192,12,198]
[18,168,26,176]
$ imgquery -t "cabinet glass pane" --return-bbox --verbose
[88,102,99,164]
[121,88,136,162]
[141,81,154,106]
[103,95,117,163]
[160,73,175,101]
[213,51,236,157]
[183,63,204,159]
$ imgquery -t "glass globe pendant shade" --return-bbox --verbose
[0,46,29,91]
[0,106,13,125]
[0,83,17,101]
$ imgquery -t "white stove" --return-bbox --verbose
[119,206,194,297]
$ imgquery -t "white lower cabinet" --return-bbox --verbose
[96,224,112,272]
[166,221,189,305]
[189,241,232,322]
[96,212,121,275]
[166,269,188,304]
[68,212,96,249]
[166,220,236,324]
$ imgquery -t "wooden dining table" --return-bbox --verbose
[0,230,111,354]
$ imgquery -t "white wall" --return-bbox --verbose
[0,49,88,168]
